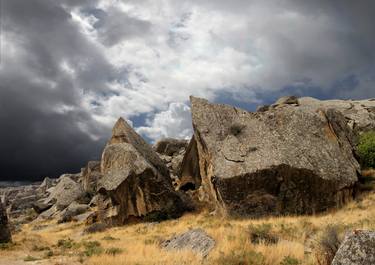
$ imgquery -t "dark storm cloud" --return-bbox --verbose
[89,7,152,47]
[0,0,116,181]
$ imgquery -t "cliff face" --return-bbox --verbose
[180,96,361,217]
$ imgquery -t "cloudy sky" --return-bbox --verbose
[1,0,375,181]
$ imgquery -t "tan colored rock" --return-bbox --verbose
[97,118,188,225]
[181,96,360,217]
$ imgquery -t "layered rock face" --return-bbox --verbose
[0,202,11,243]
[181,96,360,217]
[97,118,187,225]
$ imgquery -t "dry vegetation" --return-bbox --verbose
[1,177,375,265]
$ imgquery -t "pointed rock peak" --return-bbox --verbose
[110,117,131,144]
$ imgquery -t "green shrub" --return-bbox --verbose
[81,241,103,257]
[357,131,375,168]
[57,238,78,249]
[248,223,279,244]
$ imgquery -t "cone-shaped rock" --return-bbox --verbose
[181,96,360,217]
[98,118,187,225]
[0,201,11,243]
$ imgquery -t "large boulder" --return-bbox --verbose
[0,202,11,243]
[180,96,360,217]
[45,176,84,210]
[298,97,375,134]
[331,230,375,265]
[97,118,188,225]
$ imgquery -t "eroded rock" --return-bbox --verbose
[82,161,102,193]
[161,228,215,257]
[181,96,360,217]
[331,230,375,265]
[45,176,84,210]
[97,118,188,225]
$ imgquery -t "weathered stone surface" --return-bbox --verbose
[82,161,102,193]
[97,118,188,225]
[45,176,84,210]
[161,228,215,257]
[38,177,56,193]
[154,138,188,156]
[32,200,54,214]
[58,202,89,223]
[0,202,11,243]
[331,230,375,265]
[298,97,375,134]
[182,96,360,217]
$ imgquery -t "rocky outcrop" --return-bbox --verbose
[297,97,375,135]
[82,161,102,193]
[97,118,188,225]
[181,96,360,217]
[331,230,375,265]
[154,138,189,189]
[45,176,84,210]
[57,202,89,223]
[0,202,11,243]
[161,228,215,257]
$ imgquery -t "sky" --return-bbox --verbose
[1,0,375,181]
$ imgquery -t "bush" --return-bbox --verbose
[248,223,279,244]
[357,131,375,168]
[81,241,103,257]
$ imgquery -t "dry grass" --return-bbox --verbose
[1,192,375,265]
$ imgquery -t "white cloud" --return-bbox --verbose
[137,102,192,142]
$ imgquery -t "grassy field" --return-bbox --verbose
[1,174,374,265]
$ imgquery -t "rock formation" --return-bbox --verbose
[331,230,375,265]
[180,96,360,217]
[154,138,189,188]
[97,118,188,225]
[296,97,375,135]
[0,201,11,243]
[161,228,215,257]
[45,176,84,210]
[82,161,102,193]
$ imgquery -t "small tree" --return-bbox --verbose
[357,131,375,168]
